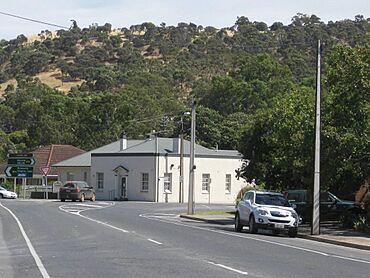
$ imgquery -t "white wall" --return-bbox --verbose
[91,154,245,204]
[91,156,156,201]
[55,167,91,185]
[157,155,244,204]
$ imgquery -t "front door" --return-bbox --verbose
[121,177,127,200]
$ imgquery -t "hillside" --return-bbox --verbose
[1,15,369,96]
[0,14,369,195]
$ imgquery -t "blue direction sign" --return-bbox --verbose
[5,166,34,178]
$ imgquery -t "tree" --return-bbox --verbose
[321,44,370,196]
[240,87,315,190]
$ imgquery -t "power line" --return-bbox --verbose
[0,11,69,30]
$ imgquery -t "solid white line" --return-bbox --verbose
[207,261,248,275]
[0,203,50,278]
[331,255,370,264]
[70,204,103,208]
[141,214,330,256]
[77,213,129,233]
[147,239,163,245]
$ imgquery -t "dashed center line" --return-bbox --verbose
[207,261,248,276]
[147,239,163,245]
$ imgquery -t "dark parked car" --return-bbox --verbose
[286,190,363,222]
[59,181,95,202]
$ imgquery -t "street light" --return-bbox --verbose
[179,111,190,203]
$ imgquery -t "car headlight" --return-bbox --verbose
[257,209,268,216]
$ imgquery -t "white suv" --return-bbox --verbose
[235,190,299,237]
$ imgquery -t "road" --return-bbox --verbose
[0,199,369,278]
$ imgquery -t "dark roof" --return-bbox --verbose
[93,138,242,159]
[53,140,144,167]
[0,145,85,176]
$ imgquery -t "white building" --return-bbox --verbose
[54,136,246,204]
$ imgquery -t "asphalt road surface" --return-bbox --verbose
[1,199,369,278]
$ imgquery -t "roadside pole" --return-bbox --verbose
[179,132,184,203]
[312,40,321,235]
[187,100,196,215]
[46,175,48,200]
[23,178,26,199]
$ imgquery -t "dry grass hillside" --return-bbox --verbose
[0,69,84,97]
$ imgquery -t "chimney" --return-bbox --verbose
[173,137,180,154]
[120,134,127,151]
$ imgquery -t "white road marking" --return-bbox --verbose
[70,204,104,208]
[0,203,50,278]
[77,213,129,233]
[331,255,370,264]
[147,239,163,245]
[140,213,370,264]
[58,202,129,233]
[207,261,248,275]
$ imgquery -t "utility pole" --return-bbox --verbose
[312,40,321,235]
[179,112,190,203]
[179,132,184,203]
[187,101,196,215]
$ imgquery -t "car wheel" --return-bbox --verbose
[288,228,298,238]
[249,215,257,234]
[234,213,243,232]
[91,193,96,202]
[72,199,76,202]
[60,199,65,202]
[0,194,3,199]
[80,194,85,202]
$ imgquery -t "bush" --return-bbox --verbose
[235,182,262,205]
[364,195,370,230]
[0,181,13,191]
[341,196,370,232]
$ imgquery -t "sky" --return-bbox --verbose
[0,0,369,40]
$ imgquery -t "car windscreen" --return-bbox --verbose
[63,183,76,188]
[0,186,6,191]
[256,193,291,207]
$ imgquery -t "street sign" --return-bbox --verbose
[40,166,51,176]
[8,153,33,158]
[7,157,36,166]
[5,166,34,178]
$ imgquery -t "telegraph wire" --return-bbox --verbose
[0,11,69,30]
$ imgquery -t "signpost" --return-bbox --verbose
[5,154,35,178]
[5,166,34,178]
[7,157,35,166]
[5,153,35,199]
[40,166,51,199]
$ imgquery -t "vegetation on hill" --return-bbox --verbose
[0,14,369,197]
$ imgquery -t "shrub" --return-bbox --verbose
[235,182,263,205]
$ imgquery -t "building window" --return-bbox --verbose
[141,173,149,192]
[164,173,172,193]
[225,174,231,193]
[96,172,104,189]
[67,172,74,181]
[83,172,88,182]
[202,174,210,192]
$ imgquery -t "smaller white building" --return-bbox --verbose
[54,137,246,204]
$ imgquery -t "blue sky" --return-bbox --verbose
[0,0,369,40]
